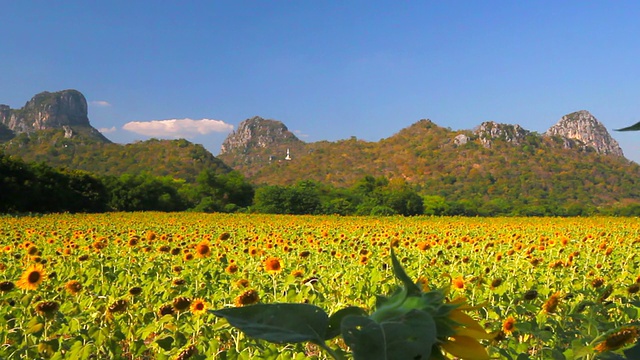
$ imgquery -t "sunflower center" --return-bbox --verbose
[28,271,41,283]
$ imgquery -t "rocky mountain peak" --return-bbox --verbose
[220,116,302,154]
[473,121,530,148]
[544,110,623,156]
[0,89,109,142]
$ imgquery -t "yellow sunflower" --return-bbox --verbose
[190,298,207,315]
[17,263,46,291]
[263,257,283,273]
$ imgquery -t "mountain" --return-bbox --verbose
[219,114,640,208]
[218,116,305,177]
[0,89,110,143]
[544,110,623,156]
[0,90,230,181]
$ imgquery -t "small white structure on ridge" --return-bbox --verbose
[285,148,291,160]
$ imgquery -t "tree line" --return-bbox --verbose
[1,153,639,216]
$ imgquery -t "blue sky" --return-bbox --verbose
[2,1,640,163]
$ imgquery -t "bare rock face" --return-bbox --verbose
[0,90,109,142]
[473,121,530,148]
[453,134,469,145]
[220,116,302,154]
[544,110,623,156]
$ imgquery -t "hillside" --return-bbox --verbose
[0,90,230,181]
[218,113,640,210]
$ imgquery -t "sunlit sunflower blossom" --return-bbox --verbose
[190,298,207,315]
[263,257,283,273]
[235,279,250,288]
[195,241,212,258]
[452,276,465,291]
[17,263,46,291]
[543,292,562,313]
[225,264,239,274]
[594,327,639,353]
[65,280,82,295]
[502,316,516,335]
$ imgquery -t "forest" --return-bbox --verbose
[2,152,640,216]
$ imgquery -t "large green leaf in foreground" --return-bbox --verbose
[212,303,329,344]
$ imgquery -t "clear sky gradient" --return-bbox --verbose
[2,1,640,163]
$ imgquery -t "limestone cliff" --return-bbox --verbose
[0,90,110,142]
[474,122,531,149]
[544,110,623,156]
[220,116,302,154]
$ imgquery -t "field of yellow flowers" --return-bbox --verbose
[1,213,639,359]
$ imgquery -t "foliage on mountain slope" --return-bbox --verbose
[226,119,640,211]
[0,130,230,182]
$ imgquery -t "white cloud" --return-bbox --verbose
[293,129,309,138]
[122,118,234,138]
[90,100,112,107]
[98,126,117,134]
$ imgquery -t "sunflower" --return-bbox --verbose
[158,304,175,317]
[65,280,83,295]
[225,264,239,274]
[543,292,561,313]
[523,289,538,300]
[452,276,465,291]
[416,276,430,292]
[27,245,39,256]
[591,277,605,288]
[235,279,250,288]
[594,327,639,353]
[35,301,60,317]
[263,257,283,273]
[128,287,143,296]
[490,278,502,290]
[0,281,15,292]
[195,241,211,258]
[502,316,516,335]
[173,296,192,312]
[190,298,207,315]
[17,263,46,291]
[175,345,198,360]
[234,289,260,307]
[108,299,129,314]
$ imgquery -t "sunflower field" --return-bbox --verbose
[0,213,639,359]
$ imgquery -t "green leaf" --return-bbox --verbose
[615,121,640,131]
[390,247,421,296]
[624,339,640,359]
[156,336,174,351]
[326,306,368,340]
[212,303,329,344]
[341,309,437,360]
[27,322,44,335]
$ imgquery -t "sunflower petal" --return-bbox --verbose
[448,309,485,332]
[454,327,497,340]
[441,335,491,360]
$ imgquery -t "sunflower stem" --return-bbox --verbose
[316,341,344,360]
